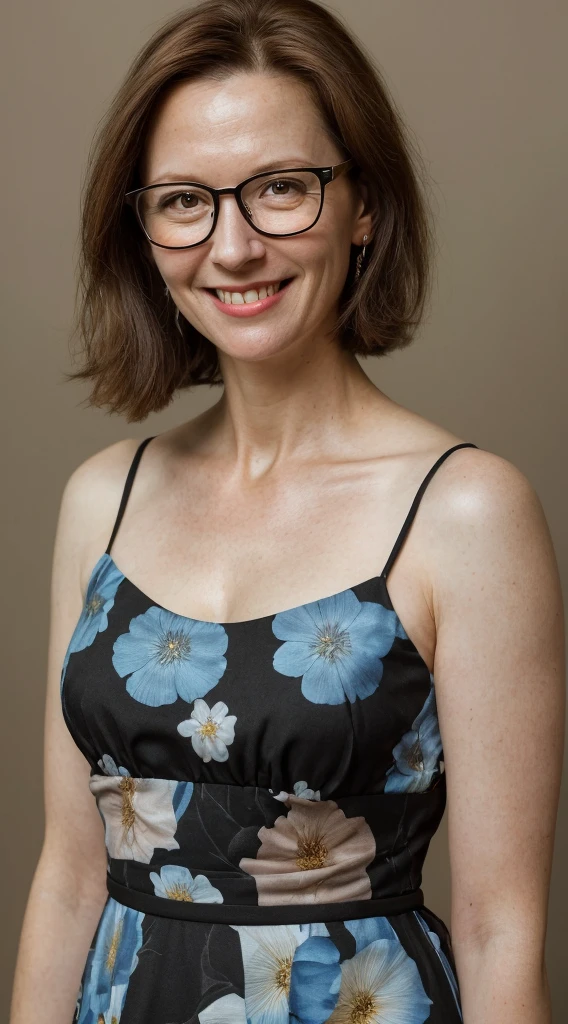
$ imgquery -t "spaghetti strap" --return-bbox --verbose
[380,441,479,580]
[105,436,157,556]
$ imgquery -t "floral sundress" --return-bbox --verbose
[61,435,478,1024]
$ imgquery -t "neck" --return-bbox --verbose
[202,339,387,480]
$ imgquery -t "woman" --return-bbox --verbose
[10,1,564,1022]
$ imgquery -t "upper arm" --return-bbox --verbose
[428,449,565,947]
[41,438,139,896]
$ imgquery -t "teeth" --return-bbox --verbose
[214,281,284,304]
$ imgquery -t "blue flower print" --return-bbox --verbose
[60,553,124,690]
[77,898,144,1023]
[150,864,223,903]
[289,934,341,1024]
[272,590,405,705]
[293,780,321,801]
[329,916,432,1023]
[97,753,130,777]
[112,606,228,706]
[413,911,462,1019]
[173,780,194,821]
[427,930,461,1018]
[269,779,321,803]
[384,677,443,793]
[345,914,398,948]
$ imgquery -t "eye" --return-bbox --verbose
[163,192,199,210]
[261,178,305,197]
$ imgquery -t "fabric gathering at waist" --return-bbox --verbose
[106,875,424,924]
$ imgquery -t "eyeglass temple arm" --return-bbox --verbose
[332,157,356,179]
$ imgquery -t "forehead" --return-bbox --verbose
[141,72,332,184]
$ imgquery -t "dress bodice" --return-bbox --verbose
[60,437,478,924]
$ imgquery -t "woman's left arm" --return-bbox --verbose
[430,450,565,1024]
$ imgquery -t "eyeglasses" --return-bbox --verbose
[124,158,356,249]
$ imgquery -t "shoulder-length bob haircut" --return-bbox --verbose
[68,0,433,421]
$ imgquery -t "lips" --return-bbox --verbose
[205,276,294,317]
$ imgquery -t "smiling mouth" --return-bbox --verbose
[205,278,293,304]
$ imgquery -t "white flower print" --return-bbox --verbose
[149,864,223,904]
[229,924,307,1024]
[270,780,321,802]
[89,774,181,863]
[198,992,248,1023]
[177,699,237,763]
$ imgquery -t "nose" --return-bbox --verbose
[208,192,266,269]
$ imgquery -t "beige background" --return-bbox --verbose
[1,0,566,1018]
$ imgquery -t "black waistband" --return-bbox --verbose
[107,876,424,924]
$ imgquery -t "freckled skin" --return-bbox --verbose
[141,71,371,366]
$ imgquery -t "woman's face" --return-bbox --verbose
[141,72,372,364]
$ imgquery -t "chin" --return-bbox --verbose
[216,334,295,363]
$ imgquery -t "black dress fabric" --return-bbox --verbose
[61,436,478,1024]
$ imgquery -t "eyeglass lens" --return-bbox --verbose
[136,170,323,246]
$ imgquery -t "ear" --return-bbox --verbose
[351,173,374,246]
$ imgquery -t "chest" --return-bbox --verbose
[99,459,422,626]
[63,554,435,797]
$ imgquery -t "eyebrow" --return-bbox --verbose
[147,158,314,185]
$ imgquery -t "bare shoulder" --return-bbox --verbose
[421,445,555,569]
[55,437,144,596]
[418,444,564,646]
[63,435,143,507]
[376,405,541,533]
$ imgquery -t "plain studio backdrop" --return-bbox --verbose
[1,0,566,1018]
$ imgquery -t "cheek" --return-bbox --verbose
[152,252,203,289]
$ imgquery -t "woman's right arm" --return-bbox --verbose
[9,441,137,1024]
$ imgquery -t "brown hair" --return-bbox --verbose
[67,0,433,422]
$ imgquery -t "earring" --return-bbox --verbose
[354,234,369,281]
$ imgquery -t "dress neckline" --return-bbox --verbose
[92,551,433,676]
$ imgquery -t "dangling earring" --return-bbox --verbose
[164,284,184,335]
[354,234,369,281]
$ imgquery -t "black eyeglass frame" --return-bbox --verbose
[124,158,356,249]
